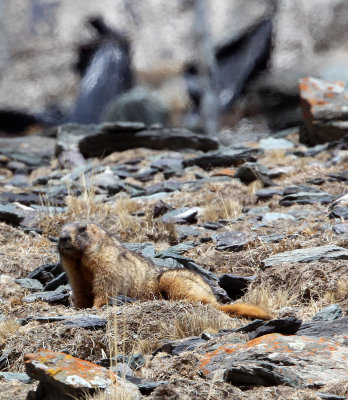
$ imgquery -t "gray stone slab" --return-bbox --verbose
[262,245,348,268]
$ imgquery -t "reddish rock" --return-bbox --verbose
[24,349,141,400]
[199,333,348,388]
[299,77,348,144]
[211,168,236,178]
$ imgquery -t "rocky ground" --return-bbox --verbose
[0,122,347,399]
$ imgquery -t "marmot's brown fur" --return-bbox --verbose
[58,221,271,319]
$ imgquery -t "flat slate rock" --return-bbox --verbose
[296,317,348,337]
[255,187,283,199]
[156,241,197,257]
[0,371,32,384]
[97,353,145,371]
[159,207,200,224]
[0,192,41,206]
[202,221,223,230]
[15,278,43,291]
[312,304,343,322]
[329,207,348,220]
[154,336,206,356]
[283,185,321,195]
[176,226,203,240]
[0,136,55,166]
[306,177,326,185]
[245,206,271,216]
[280,191,333,206]
[259,137,295,150]
[78,126,218,157]
[248,317,302,340]
[0,203,35,226]
[29,315,70,323]
[332,223,348,235]
[316,393,347,400]
[109,295,138,306]
[182,148,259,170]
[261,212,296,224]
[62,316,108,330]
[23,291,70,305]
[327,171,348,182]
[213,231,257,251]
[262,245,348,268]
[200,333,348,388]
[145,180,183,196]
[124,243,157,258]
[257,233,299,243]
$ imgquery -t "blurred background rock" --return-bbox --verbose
[1,0,348,143]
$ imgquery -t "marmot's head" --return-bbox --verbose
[58,221,107,259]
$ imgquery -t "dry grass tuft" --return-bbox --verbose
[107,301,237,355]
[202,195,242,222]
[38,191,177,244]
[322,381,348,397]
[324,278,348,304]
[81,387,137,400]
[261,149,288,165]
[38,193,119,237]
[0,319,20,346]
[247,179,263,194]
[242,280,298,315]
[0,223,57,277]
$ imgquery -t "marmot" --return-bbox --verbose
[58,221,271,320]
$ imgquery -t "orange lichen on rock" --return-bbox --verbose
[24,349,117,387]
[212,168,236,177]
[199,333,348,387]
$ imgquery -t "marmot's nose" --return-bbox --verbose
[59,232,71,245]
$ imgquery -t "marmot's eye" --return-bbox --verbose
[78,226,86,233]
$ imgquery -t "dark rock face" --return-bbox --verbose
[223,361,302,387]
[185,18,273,113]
[218,274,255,299]
[69,19,133,125]
[200,333,348,388]
[248,317,302,340]
[235,162,274,186]
[55,123,218,158]
[79,126,219,157]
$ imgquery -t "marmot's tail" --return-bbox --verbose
[218,303,272,320]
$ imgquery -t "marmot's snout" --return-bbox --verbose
[58,229,73,253]
[59,231,71,245]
